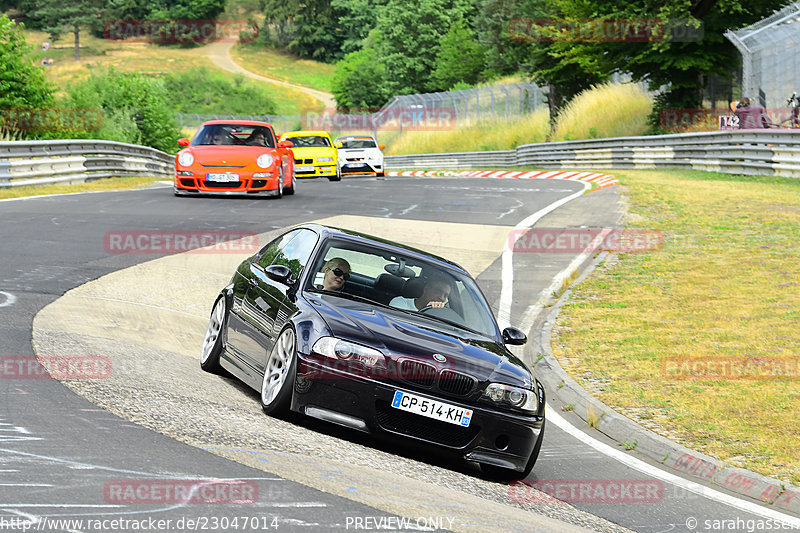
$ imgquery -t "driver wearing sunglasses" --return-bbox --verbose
[321,258,351,291]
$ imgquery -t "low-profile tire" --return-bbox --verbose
[200,296,227,374]
[377,172,385,177]
[274,169,284,198]
[329,165,342,182]
[284,170,296,195]
[480,418,545,481]
[260,327,297,416]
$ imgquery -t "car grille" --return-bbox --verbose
[203,180,243,188]
[251,180,266,188]
[345,157,365,162]
[375,400,479,448]
[294,158,313,165]
[439,370,477,396]
[179,178,195,187]
[398,360,437,387]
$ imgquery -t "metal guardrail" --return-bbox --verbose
[385,130,800,178]
[0,140,173,188]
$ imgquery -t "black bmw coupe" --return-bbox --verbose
[200,224,545,479]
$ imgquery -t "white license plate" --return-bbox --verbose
[206,173,239,182]
[391,391,472,427]
[296,165,314,172]
[345,162,363,167]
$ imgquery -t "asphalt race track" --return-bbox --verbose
[1,176,799,533]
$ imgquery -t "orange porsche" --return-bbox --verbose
[174,120,296,197]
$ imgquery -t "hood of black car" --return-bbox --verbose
[307,294,535,388]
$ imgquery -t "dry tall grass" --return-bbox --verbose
[551,82,653,141]
[383,109,550,155]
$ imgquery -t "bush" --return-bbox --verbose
[65,68,182,153]
[161,67,277,115]
[551,83,653,142]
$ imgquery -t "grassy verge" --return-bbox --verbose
[552,169,800,485]
[0,176,166,200]
[231,43,336,95]
[24,30,315,115]
[382,109,550,155]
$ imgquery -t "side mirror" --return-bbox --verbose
[278,140,293,149]
[177,138,190,146]
[334,141,343,149]
[265,264,293,285]
[502,327,527,346]
[379,144,386,151]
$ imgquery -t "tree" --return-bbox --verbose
[24,0,105,61]
[429,18,486,91]
[527,0,788,117]
[331,0,388,55]
[375,0,475,96]
[259,0,345,62]
[0,14,53,111]
[331,46,390,110]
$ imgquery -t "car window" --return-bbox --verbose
[270,229,318,280]
[285,135,331,147]
[255,230,299,269]
[337,138,377,149]
[307,240,498,338]
[191,124,276,147]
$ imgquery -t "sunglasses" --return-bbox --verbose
[330,267,350,280]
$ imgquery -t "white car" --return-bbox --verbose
[334,135,385,176]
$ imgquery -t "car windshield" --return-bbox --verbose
[286,135,331,147]
[337,138,377,149]
[306,239,499,339]
[190,124,275,147]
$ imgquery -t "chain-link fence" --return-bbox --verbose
[175,81,547,141]
[726,2,800,109]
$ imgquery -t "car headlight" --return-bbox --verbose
[256,154,274,169]
[482,383,539,413]
[312,337,385,368]
[317,157,334,162]
[178,151,194,167]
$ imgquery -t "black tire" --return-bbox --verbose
[275,169,284,198]
[260,327,297,416]
[200,296,227,374]
[284,170,296,195]
[480,418,545,481]
[377,172,385,177]
[329,165,342,182]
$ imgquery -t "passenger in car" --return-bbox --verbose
[320,258,351,291]
[390,275,451,311]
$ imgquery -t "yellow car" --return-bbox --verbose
[278,130,341,181]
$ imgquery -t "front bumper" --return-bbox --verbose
[292,357,543,472]
[173,173,282,195]
[293,164,337,178]
[340,160,383,175]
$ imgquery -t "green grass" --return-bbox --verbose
[0,176,165,199]
[22,29,317,115]
[231,43,336,94]
[553,169,800,485]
